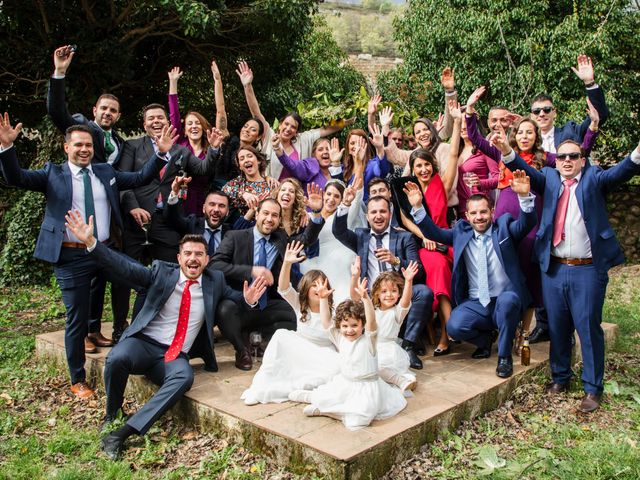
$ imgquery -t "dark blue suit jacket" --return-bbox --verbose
[0,147,165,263]
[414,207,536,307]
[553,86,609,148]
[332,211,424,281]
[89,241,243,371]
[506,152,640,274]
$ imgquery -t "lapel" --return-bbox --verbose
[490,225,506,269]
[575,172,586,217]
[159,267,181,307]
[389,229,399,256]
[201,271,214,328]
[61,162,73,207]
[454,223,474,269]
[359,229,372,279]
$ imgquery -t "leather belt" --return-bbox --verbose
[551,255,593,266]
[62,239,111,249]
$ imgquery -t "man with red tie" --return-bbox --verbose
[65,211,266,459]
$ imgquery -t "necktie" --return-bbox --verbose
[373,232,388,273]
[207,228,221,255]
[103,131,115,157]
[80,168,97,237]
[165,279,197,362]
[552,179,577,247]
[477,234,490,307]
[256,237,268,310]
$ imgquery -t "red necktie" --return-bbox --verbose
[156,164,168,205]
[164,279,197,362]
[552,179,577,247]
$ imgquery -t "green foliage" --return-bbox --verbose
[378,0,640,162]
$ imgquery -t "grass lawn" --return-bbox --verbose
[1,266,639,479]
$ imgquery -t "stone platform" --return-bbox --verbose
[36,323,618,479]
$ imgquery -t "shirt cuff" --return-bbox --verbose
[336,204,349,217]
[517,193,536,213]
[585,83,599,90]
[86,239,98,252]
[0,144,14,153]
[411,206,426,224]
[309,214,322,224]
[502,150,516,164]
[167,192,179,204]
[51,74,65,79]
[445,90,457,96]
[630,147,640,165]
[328,165,343,176]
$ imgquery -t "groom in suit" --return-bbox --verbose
[65,211,266,459]
[333,194,433,369]
[0,114,169,399]
[406,171,536,377]
[502,137,640,412]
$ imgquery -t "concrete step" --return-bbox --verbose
[36,323,618,479]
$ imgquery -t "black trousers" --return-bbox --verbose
[215,298,296,352]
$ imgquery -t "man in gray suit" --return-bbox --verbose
[65,211,266,460]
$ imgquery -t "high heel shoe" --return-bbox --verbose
[433,346,451,357]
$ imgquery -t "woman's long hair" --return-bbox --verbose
[275,178,307,233]
[298,270,333,323]
[509,117,545,170]
[342,129,374,181]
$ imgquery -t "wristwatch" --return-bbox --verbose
[392,256,401,268]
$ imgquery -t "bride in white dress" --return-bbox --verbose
[300,179,363,304]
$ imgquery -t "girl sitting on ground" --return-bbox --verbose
[241,241,340,405]
[288,277,407,431]
[350,257,419,393]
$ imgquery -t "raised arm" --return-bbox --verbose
[210,60,229,138]
[439,67,458,140]
[355,278,376,333]
[167,66,185,138]
[404,181,454,245]
[236,62,268,141]
[47,46,87,133]
[400,261,418,310]
[442,100,462,195]
[278,241,306,292]
[572,54,610,134]
[316,277,336,330]
[491,126,546,194]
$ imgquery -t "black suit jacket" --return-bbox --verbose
[210,219,324,299]
[47,77,124,165]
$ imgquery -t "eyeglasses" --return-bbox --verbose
[531,106,554,115]
[556,152,582,162]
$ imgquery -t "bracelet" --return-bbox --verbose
[584,81,596,88]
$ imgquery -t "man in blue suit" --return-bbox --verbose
[500,136,640,412]
[64,212,265,459]
[333,194,433,369]
[405,171,536,378]
[0,113,171,399]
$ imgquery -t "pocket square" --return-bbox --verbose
[110,178,116,185]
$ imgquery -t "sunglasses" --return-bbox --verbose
[556,152,582,161]
[531,106,554,115]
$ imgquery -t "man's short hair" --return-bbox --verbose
[179,234,208,251]
[488,105,509,114]
[367,176,390,194]
[95,93,120,109]
[366,195,391,210]
[556,139,585,157]
[257,197,281,214]
[466,193,493,209]
[142,103,167,120]
[65,124,93,142]
[204,189,230,205]
[531,94,554,106]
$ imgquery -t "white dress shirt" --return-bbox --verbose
[551,172,592,259]
[142,272,205,353]
[541,130,556,154]
[463,226,512,299]
[66,162,111,242]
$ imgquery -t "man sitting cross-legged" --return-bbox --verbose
[65,210,266,460]
[404,170,536,377]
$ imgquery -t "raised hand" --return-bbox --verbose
[350,256,361,278]
[370,124,384,150]
[504,112,523,126]
[168,66,183,83]
[244,276,268,305]
[156,125,179,153]
[368,94,382,115]
[353,276,369,300]
[353,135,368,163]
[379,106,394,127]
[206,127,225,149]
[489,124,510,155]
[571,54,595,85]
[448,100,463,120]
[329,137,344,166]
[271,133,283,154]
[210,59,221,81]
[0,112,23,148]
[314,277,335,300]
[403,181,424,209]
[402,260,419,282]
[432,112,445,133]
[236,61,254,87]
[53,45,75,75]
[586,97,599,129]
[441,66,455,91]
[171,174,192,195]
[64,210,95,247]
[284,241,306,264]
[342,183,357,207]
[510,169,531,197]
[305,182,324,212]
[466,85,486,110]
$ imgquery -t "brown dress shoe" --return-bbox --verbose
[70,382,95,399]
[545,382,570,394]
[85,337,98,354]
[577,393,602,413]
[87,332,114,347]
[235,349,252,371]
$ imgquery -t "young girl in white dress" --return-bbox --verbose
[288,277,407,430]
[350,257,419,393]
[241,241,340,405]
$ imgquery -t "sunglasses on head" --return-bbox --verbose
[556,152,582,161]
[531,106,554,115]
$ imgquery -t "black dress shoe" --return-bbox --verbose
[529,326,550,344]
[496,356,513,378]
[471,347,491,359]
[545,382,570,394]
[577,393,602,413]
[235,349,252,371]
[101,433,124,460]
[433,346,451,357]
[112,322,129,344]
[403,344,423,370]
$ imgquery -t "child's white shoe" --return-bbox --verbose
[288,390,312,403]
[303,405,321,417]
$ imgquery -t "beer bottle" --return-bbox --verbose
[521,336,530,366]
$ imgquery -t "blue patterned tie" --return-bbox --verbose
[477,234,490,307]
[373,233,388,273]
[256,237,268,310]
[207,229,220,255]
[80,168,97,237]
